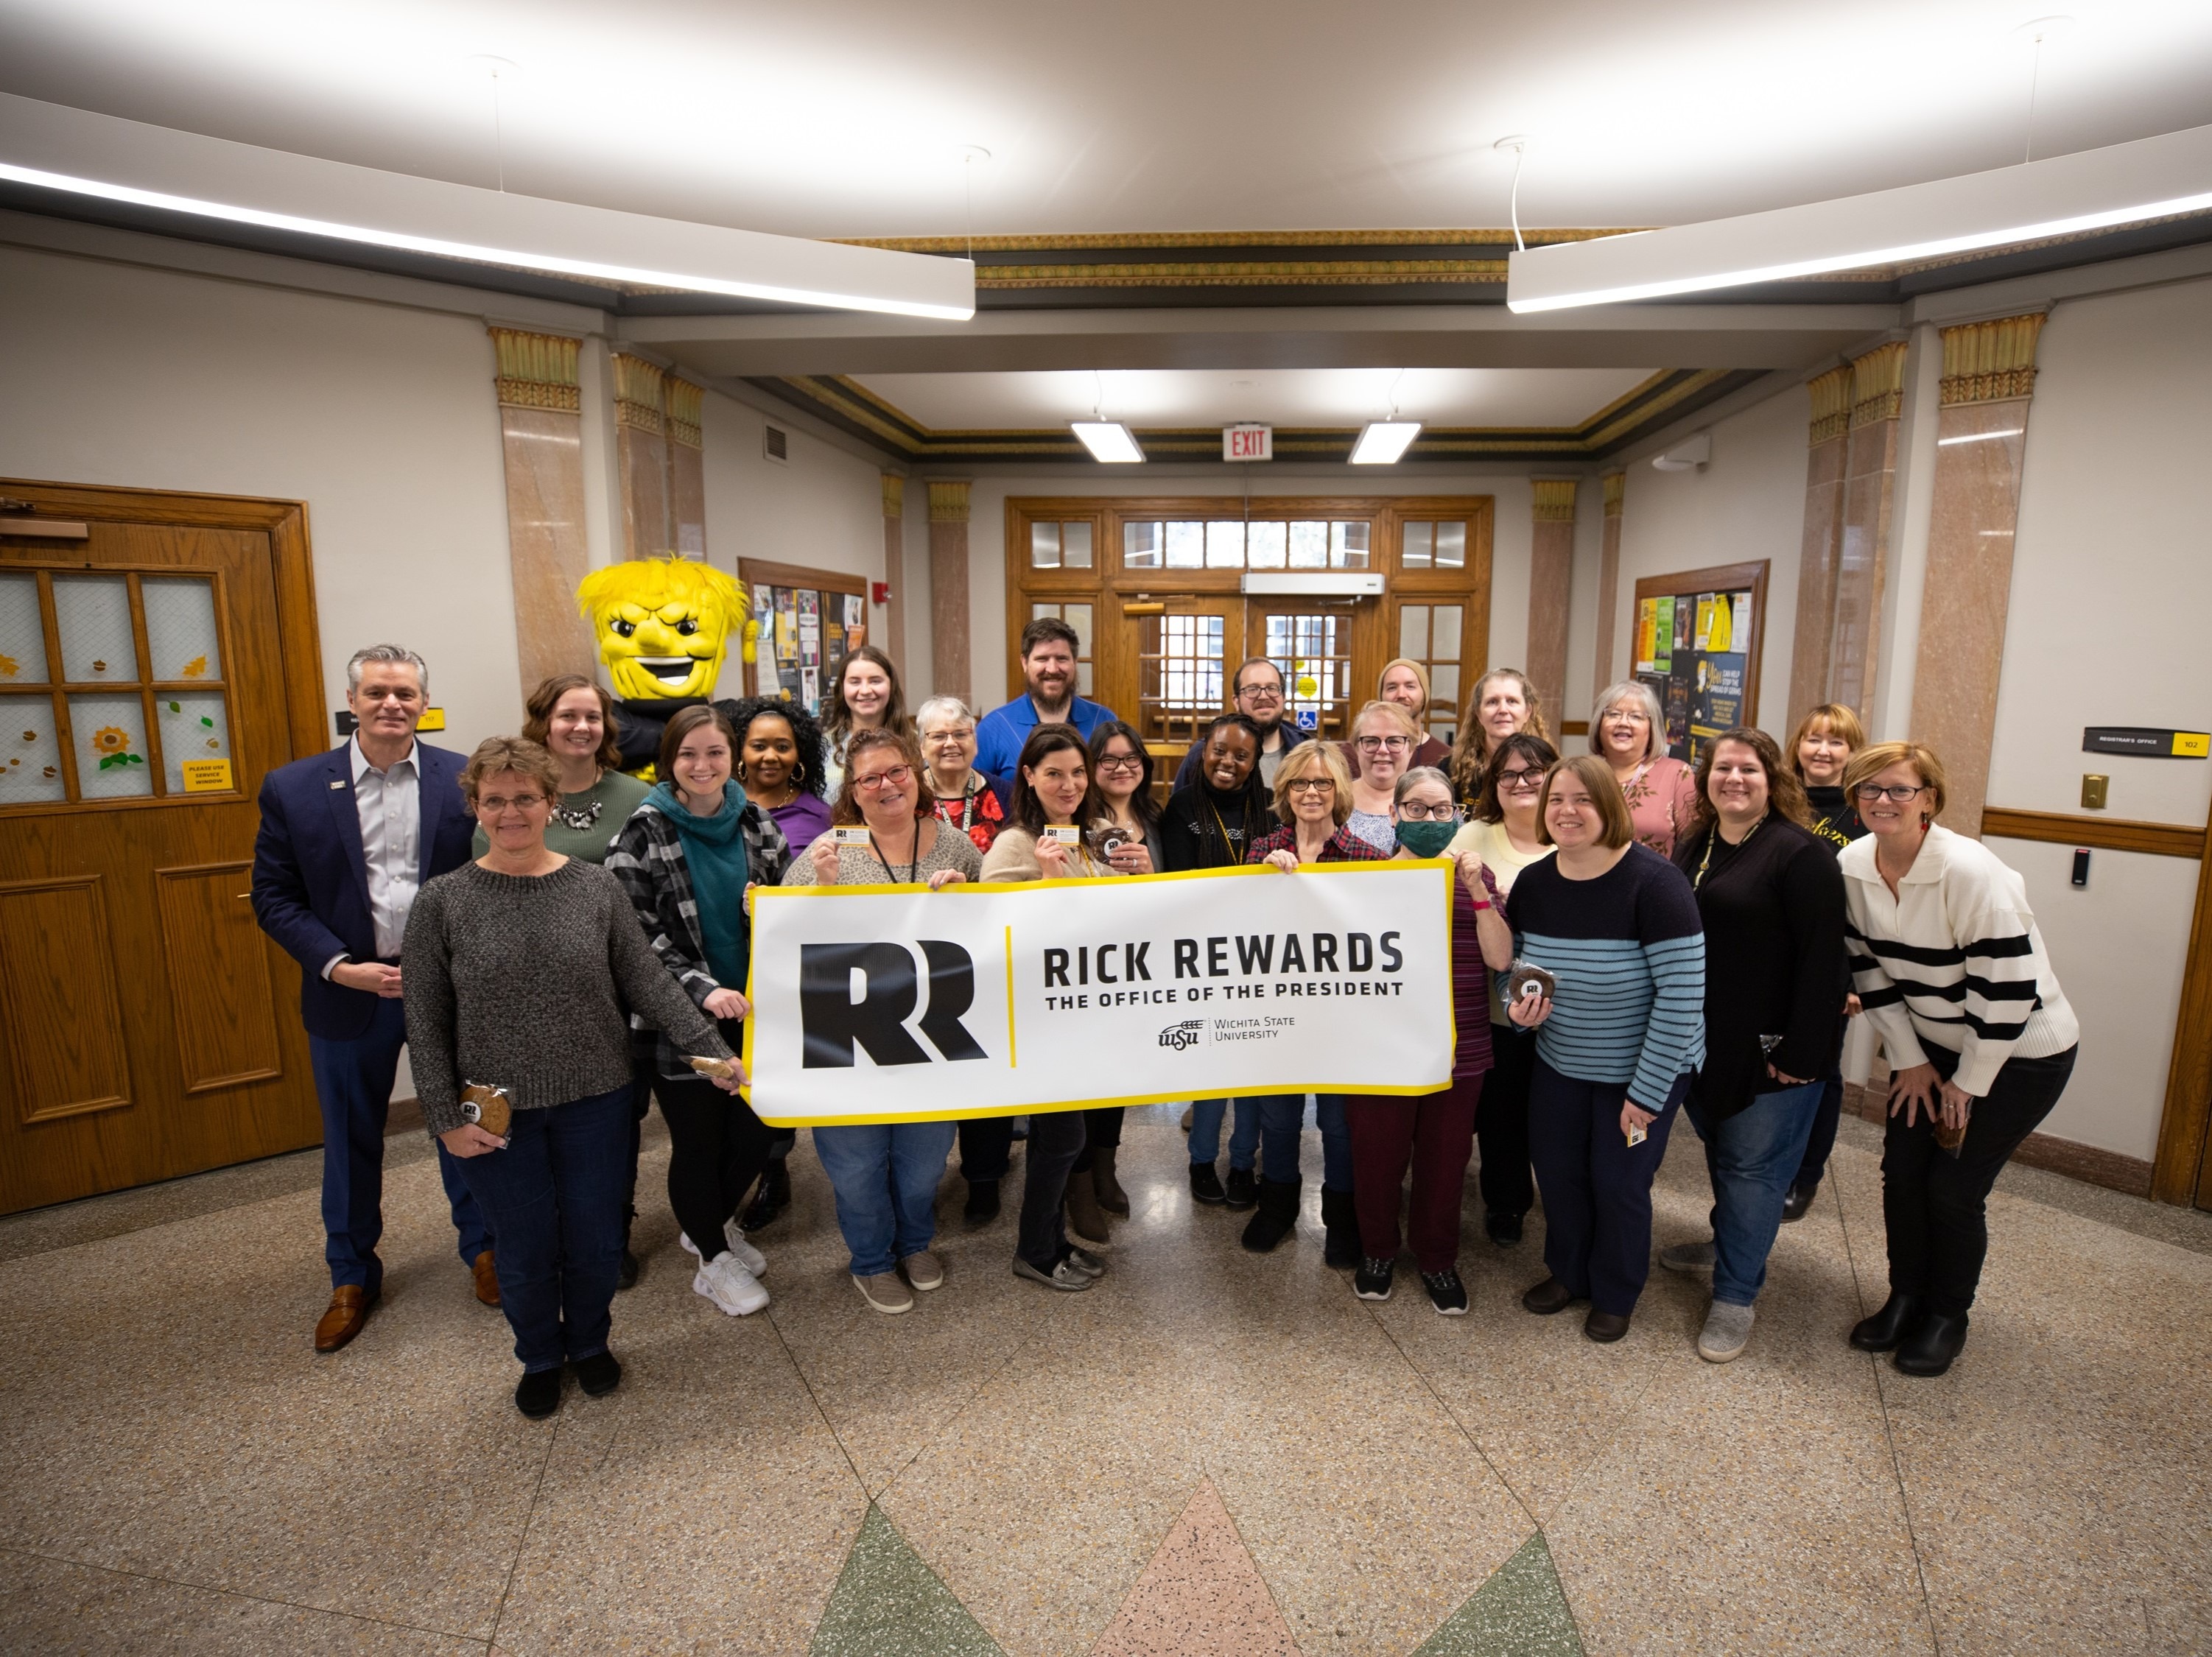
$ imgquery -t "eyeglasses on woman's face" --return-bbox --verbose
[1855,781,1928,803]
[853,764,914,793]
[1494,764,1543,792]
[1282,777,1335,795]
[477,792,547,815]
[1355,735,1411,753]
[1604,706,1651,725]
[1396,801,1460,822]
[920,725,974,747]
[1095,752,1145,774]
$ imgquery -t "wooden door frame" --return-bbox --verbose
[3,478,326,761]
[737,557,868,700]
[2152,817,2212,1206]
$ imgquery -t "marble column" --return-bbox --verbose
[1786,364,1854,727]
[881,476,906,674]
[1827,341,1909,717]
[1591,471,1625,706]
[664,376,707,558]
[610,353,673,560]
[487,327,597,694]
[1907,312,2047,835]
[927,481,972,705]
[1525,479,1577,724]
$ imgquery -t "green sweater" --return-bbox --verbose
[471,769,650,862]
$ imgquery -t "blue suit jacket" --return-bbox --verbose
[251,741,475,1041]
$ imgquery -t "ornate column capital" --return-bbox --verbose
[609,353,667,435]
[882,475,905,519]
[1939,312,2046,406]
[1807,365,1853,446]
[662,377,703,449]
[487,327,581,413]
[927,481,971,524]
[1848,342,1909,429]
[1601,471,1625,517]
[1531,479,1578,523]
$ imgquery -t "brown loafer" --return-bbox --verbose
[315,1285,377,1354]
[473,1250,502,1307]
[1521,1276,1576,1315]
[1584,1309,1632,1343]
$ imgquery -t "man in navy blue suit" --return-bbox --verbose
[252,644,495,1353]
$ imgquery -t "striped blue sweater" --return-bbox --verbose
[1503,843,1707,1108]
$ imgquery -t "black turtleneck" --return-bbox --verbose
[1804,786,1867,854]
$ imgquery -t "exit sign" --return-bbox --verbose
[1223,423,1273,462]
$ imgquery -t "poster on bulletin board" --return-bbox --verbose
[1632,562,1767,769]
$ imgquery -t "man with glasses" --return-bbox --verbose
[1173,655,1309,799]
[252,645,495,1354]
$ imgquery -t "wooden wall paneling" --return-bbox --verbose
[155,861,283,1093]
[0,874,132,1125]
[1980,808,2204,859]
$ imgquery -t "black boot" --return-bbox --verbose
[1240,1178,1302,1253]
[963,1178,1000,1225]
[1895,1311,1970,1376]
[1779,1181,1816,1223]
[1850,1293,1920,1352]
[1319,1187,1361,1270]
[1223,1167,1259,1210]
[1190,1162,1226,1205]
[741,1160,791,1231]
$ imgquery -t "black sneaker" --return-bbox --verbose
[515,1368,562,1419]
[1354,1256,1395,1301]
[963,1178,1000,1225]
[575,1351,622,1397]
[1223,1167,1259,1210]
[741,1162,790,1231]
[1190,1163,1226,1205]
[1421,1269,1470,1316]
[1483,1209,1523,1246]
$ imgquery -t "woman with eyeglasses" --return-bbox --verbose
[1654,728,1847,1365]
[1839,742,2079,1378]
[412,736,747,1417]
[1338,767,1493,1314]
[781,726,979,1314]
[1448,668,1550,810]
[1446,731,1559,1246]
[979,724,1126,1288]
[1345,700,1419,853]
[1159,714,1273,1209]
[1467,754,1706,1344]
[1590,679,1699,859]
[1239,740,1387,1262]
[606,706,790,1322]
[1346,658,1452,781]
[820,644,913,801]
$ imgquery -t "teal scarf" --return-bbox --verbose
[648,782,751,995]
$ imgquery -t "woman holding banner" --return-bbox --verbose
[981,725,1120,1290]
[781,727,979,1314]
[1242,739,1384,1263]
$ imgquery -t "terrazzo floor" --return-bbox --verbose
[1,1104,2208,1656]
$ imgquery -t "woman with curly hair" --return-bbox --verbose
[719,694,832,857]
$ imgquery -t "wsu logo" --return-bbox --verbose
[1157,1019,1204,1052]
[798,941,987,1069]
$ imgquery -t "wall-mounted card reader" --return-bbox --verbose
[2071,848,2091,887]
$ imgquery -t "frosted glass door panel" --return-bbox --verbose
[0,697,66,803]
[53,575,138,683]
[71,691,154,799]
[141,577,223,680]
[159,691,234,793]
[0,574,49,684]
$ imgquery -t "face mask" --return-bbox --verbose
[1394,819,1458,859]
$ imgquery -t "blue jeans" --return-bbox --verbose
[309,995,491,1292]
[811,1122,957,1277]
[449,1084,631,1374]
[1685,1080,1824,1307]
[1793,1069,1845,1195]
[1246,1094,1352,1189]
[1189,1097,1258,1169]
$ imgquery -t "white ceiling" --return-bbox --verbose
[852,367,1659,431]
[4,1,2210,241]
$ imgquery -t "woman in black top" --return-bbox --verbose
[1660,728,1847,1364]
[1781,703,1868,1220]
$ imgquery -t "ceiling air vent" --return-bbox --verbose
[763,424,789,464]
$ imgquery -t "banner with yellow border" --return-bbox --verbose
[742,862,1456,1127]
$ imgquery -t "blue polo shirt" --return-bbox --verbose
[973,694,1120,784]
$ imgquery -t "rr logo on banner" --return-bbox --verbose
[798,940,987,1068]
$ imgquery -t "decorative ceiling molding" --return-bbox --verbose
[745,367,1767,465]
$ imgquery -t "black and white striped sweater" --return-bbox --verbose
[1839,826,2078,1097]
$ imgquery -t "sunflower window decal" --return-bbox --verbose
[91,725,144,772]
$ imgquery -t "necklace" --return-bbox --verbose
[1693,812,1767,889]
[1203,793,1249,865]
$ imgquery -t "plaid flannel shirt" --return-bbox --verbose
[605,798,790,1079]
[1245,823,1393,864]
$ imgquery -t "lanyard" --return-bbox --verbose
[868,828,920,885]
[1204,796,1246,865]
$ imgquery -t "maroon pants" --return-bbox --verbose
[1346,1074,1484,1273]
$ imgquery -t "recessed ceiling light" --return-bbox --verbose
[1350,422,1422,465]
[0,91,975,320]
[1072,421,1145,463]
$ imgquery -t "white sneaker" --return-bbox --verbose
[679,1225,770,1278]
[692,1253,770,1316]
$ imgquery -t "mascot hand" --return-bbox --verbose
[742,617,762,665]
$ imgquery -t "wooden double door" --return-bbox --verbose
[0,481,327,1214]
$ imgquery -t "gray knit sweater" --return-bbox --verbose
[403,859,732,1136]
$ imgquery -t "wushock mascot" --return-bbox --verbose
[575,557,759,778]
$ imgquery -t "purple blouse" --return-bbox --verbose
[768,792,834,857]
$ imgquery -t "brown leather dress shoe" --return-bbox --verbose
[473,1250,502,1306]
[1521,1276,1576,1315]
[1584,1309,1632,1343]
[315,1285,377,1354]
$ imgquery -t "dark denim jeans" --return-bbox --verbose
[812,1122,957,1277]
[1685,1080,1825,1306]
[451,1084,631,1374]
[1527,1060,1688,1316]
[1189,1097,1258,1168]
[1244,1094,1352,1189]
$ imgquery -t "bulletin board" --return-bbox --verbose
[739,558,869,716]
[1630,560,1768,768]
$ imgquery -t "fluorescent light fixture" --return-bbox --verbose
[1937,428,2026,446]
[0,92,973,320]
[1350,421,1422,464]
[1070,421,1145,462]
[1507,122,2212,314]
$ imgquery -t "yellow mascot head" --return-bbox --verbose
[577,557,747,703]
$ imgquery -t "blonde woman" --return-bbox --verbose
[1448,667,1549,809]
[1348,658,1450,778]
[1590,679,1699,858]
[1345,700,1419,853]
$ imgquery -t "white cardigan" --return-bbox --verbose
[1839,825,2078,1097]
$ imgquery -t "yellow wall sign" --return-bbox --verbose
[417,707,447,731]
[180,759,234,794]
[2176,732,2211,758]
